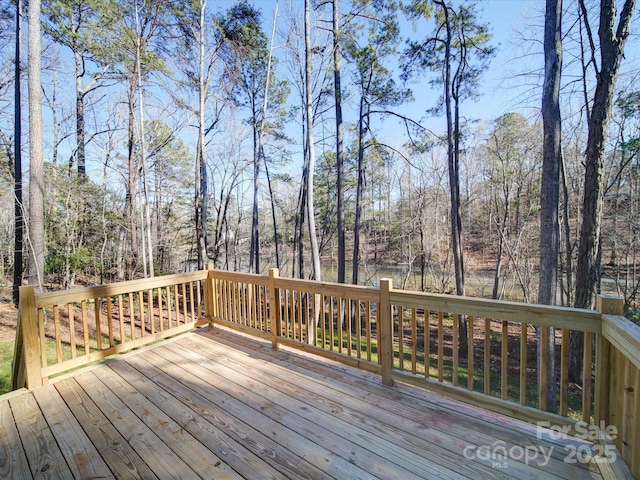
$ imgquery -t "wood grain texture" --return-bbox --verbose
[1,327,632,480]
[32,387,114,479]
[9,391,73,478]
[0,398,31,479]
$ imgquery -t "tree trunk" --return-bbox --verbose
[75,50,86,177]
[333,0,346,284]
[560,155,573,306]
[575,0,635,310]
[263,150,280,268]
[12,0,23,304]
[305,0,321,344]
[195,0,208,270]
[135,8,153,278]
[249,124,260,273]
[305,0,321,283]
[539,0,562,307]
[352,99,365,285]
[573,0,635,382]
[492,200,509,300]
[294,176,306,279]
[126,72,139,277]
[259,6,280,269]
[28,0,45,293]
[439,0,466,353]
[438,2,464,300]
[538,0,563,412]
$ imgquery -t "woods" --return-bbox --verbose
[1,0,639,325]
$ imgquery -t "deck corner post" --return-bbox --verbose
[594,295,623,426]
[15,285,43,389]
[269,268,281,349]
[380,278,394,387]
[204,264,216,326]
[596,295,624,316]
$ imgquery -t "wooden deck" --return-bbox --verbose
[1,327,627,479]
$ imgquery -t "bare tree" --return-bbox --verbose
[305,0,321,282]
[195,0,210,270]
[42,0,117,177]
[570,0,636,385]
[28,0,45,292]
[575,0,636,309]
[333,0,346,284]
[539,0,563,412]
[13,0,23,303]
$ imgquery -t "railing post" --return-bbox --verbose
[13,286,43,389]
[204,264,216,326]
[594,295,624,426]
[380,278,394,386]
[269,268,281,349]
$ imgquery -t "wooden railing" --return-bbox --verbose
[11,267,640,478]
[12,270,210,390]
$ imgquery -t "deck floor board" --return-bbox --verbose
[0,326,626,479]
[0,392,31,479]
[146,345,439,480]
[31,386,114,479]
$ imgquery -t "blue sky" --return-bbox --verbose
[377,0,638,143]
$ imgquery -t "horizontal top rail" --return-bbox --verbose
[210,270,270,286]
[33,271,209,308]
[389,288,602,332]
[602,314,640,370]
[274,276,380,302]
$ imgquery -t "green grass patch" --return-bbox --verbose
[0,342,14,395]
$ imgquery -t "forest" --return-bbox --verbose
[0,0,639,319]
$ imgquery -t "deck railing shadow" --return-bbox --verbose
[11,266,640,478]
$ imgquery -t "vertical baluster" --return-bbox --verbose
[106,296,114,347]
[283,290,290,338]
[582,331,593,422]
[338,296,343,354]
[68,303,76,359]
[196,279,202,318]
[82,300,90,356]
[189,282,195,325]
[366,301,372,362]
[117,295,125,344]
[438,311,444,382]
[560,328,570,416]
[484,318,491,395]
[468,316,474,390]
[128,292,137,340]
[298,291,304,341]
[38,309,47,370]
[424,310,430,379]
[520,323,527,405]
[94,298,102,350]
[53,305,62,363]
[452,314,459,386]
[346,298,352,356]
[139,291,146,336]
[539,326,549,411]
[306,292,311,343]
[330,296,335,351]
[166,287,173,329]
[398,306,404,371]
[411,308,417,375]
[356,301,362,359]
[158,288,165,332]
[321,294,326,349]
[501,320,508,400]
[181,283,188,325]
